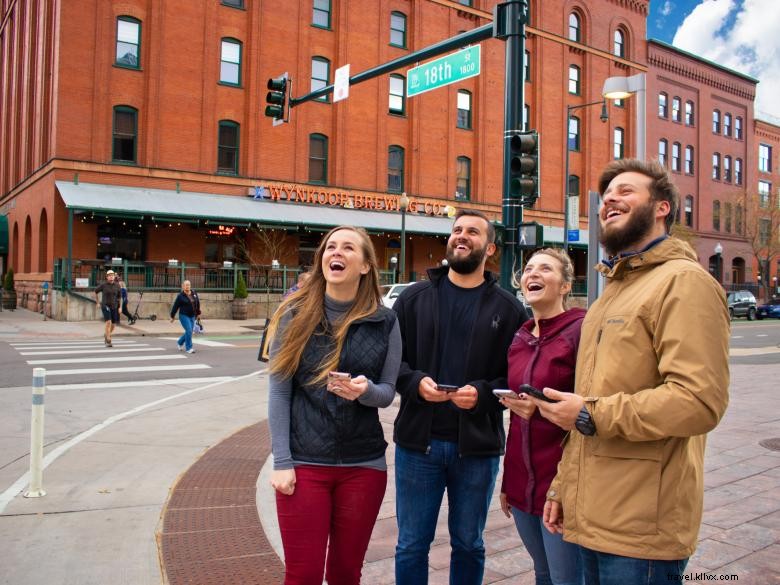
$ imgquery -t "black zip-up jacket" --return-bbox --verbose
[393,266,528,456]
[170,291,201,319]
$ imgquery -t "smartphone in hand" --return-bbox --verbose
[519,384,559,403]
[328,371,351,392]
[493,389,521,400]
[437,384,459,392]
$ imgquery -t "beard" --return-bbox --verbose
[446,241,488,274]
[599,199,656,257]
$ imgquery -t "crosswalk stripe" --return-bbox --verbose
[20,347,164,356]
[46,376,235,391]
[12,342,140,350]
[26,354,187,365]
[44,364,211,376]
[11,340,137,345]
[161,337,235,347]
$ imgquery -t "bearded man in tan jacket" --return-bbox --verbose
[530,159,729,585]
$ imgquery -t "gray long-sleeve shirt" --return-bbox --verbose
[268,295,401,471]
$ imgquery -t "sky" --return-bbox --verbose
[648,0,780,123]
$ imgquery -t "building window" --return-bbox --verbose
[672,142,681,172]
[712,109,720,133]
[220,38,242,86]
[759,143,772,172]
[658,93,668,118]
[613,128,624,159]
[568,116,580,151]
[309,134,328,183]
[760,218,770,246]
[457,90,472,129]
[759,180,771,207]
[112,106,137,163]
[658,139,668,166]
[313,0,331,28]
[735,204,743,235]
[568,12,580,42]
[456,0,473,5]
[713,200,720,231]
[217,120,239,174]
[390,11,406,48]
[685,100,694,126]
[221,0,244,8]
[672,97,681,122]
[735,158,743,185]
[723,155,732,182]
[524,50,530,82]
[568,174,580,198]
[613,29,625,57]
[115,16,141,68]
[311,56,330,102]
[735,116,743,139]
[723,113,732,137]
[568,65,580,95]
[456,156,471,201]
[523,104,530,131]
[724,203,732,233]
[388,145,404,193]
[685,146,694,174]
[389,74,405,115]
[712,152,721,180]
[684,195,693,228]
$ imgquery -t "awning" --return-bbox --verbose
[0,214,8,254]
[55,181,455,236]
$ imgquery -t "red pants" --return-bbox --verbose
[275,465,387,585]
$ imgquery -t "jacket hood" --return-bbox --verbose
[598,237,699,280]
[521,307,586,340]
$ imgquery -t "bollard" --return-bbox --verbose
[24,368,47,498]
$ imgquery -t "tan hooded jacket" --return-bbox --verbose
[548,237,730,560]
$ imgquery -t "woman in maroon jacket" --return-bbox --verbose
[499,248,585,585]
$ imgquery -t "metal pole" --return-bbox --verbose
[499,0,527,290]
[587,190,604,307]
[67,209,73,291]
[24,368,47,498]
[400,206,407,283]
[564,106,571,255]
[634,73,646,160]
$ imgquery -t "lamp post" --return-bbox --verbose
[601,73,647,160]
[714,242,723,284]
[399,192,410,283]
[564,100,608,254]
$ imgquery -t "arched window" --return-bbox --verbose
[723,113,732,136]
[309,133,328,183]
[712,200,720,231]
[457,90,472,129]
[685,100,695,126]
[38,209,48,272]
[672,97,681,122]
[388,146,405,193]
[456,156,471,201]
[115,16,141,68]
[24,216,32,273]
[735,158,742,185]
[568,174,580,198]
[568,12,580,42]
[311,56,330,102]
[613,128,624,159]
[672,142,681,171]
[712,109,721,133]
[723,155,732,182]
[685,146,694,174]
[613,29,625,57]
[735,116,743,139]
[724,203,732,233]
[735,204,743,234]
[524,50,530,82]
[568,116,580,151]
[685,195,694,228]
[220,38,242,86]
[390,11,406,47]
[389,74,405,115]
[568,65,580,95]
[712,152,721,180]
[658,92,668,118]
[112,105,137,163]
[217,120,240,175]
[658,139,668,166]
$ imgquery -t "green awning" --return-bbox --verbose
[0,215,8,254]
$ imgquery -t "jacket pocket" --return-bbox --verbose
[584,438,662,536]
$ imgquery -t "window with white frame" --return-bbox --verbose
[568,13,580,42]
[759,143,772,172]
[685,145,694,174]
[614,128,624,159]
[116,16,141,68]
[457,90,472,129]
[658,139,668,166]
[735,158,742,185]
[220,38,242,85]
[685,100,694,125]
[672,97,681,122]
[389,74,405,115]
[672,142,681,171]
[712,152,721,180]
[568,65,580,95]
[759,180,771,207]
[724,155,732,182]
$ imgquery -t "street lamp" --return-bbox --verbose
[714,242,723,283]
[564,100,608,254]
[601,73,647,160]
[399,192,410,283]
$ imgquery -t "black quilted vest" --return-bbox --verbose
[290,306,395,464]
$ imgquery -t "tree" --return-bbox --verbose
[735,188,780,300]
[237,227,295,319]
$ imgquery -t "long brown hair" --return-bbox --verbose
[267,226,382,385]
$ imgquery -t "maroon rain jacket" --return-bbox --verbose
[501,307,586,516]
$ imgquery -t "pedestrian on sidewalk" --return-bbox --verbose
[94,269,120,347]
[391,209,528,585]
[117,275,134,324]
[267,226,401,585]
[536,159,730,585]
[499,248,584,585]
[170,280,201,354]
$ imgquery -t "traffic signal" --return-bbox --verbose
[516,221,543,250]
[509,130,539,206]
[265,74,289,122]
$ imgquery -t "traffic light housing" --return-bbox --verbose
[509,130,539,206]
[265,74,289,122]
[516,221,543,250]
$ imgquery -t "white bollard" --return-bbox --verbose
[24,368,47,498]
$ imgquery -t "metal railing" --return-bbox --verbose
[53,259,397,292]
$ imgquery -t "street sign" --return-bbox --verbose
[334,64,350,102]
[407,45,481,98]
[567,229,580,242]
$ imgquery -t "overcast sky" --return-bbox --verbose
[648,0,780,123]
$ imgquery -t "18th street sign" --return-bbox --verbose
[406,45,481,98]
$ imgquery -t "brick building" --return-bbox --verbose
[752,119,780,298]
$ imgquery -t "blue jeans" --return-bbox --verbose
[395,440,499,585]
[177,314,195,350]
[511,507,581,585]
[579,546,688,585]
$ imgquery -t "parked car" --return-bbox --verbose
[380,283,412,309]
[756,297,780,320]
[726,290,757,320]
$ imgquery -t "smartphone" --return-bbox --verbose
[437,384,459,392]
[493,389,521,400]
[328,371,351,381]
[519,383,559,403]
